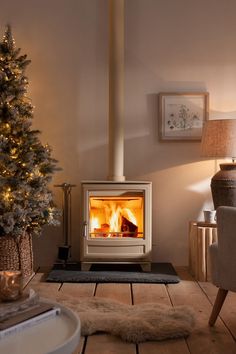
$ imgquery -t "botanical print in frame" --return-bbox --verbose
[158,92,209,141]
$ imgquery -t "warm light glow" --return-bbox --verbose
[90,197,142,238]
[3,192,11,201]
[109,205,122,232]
[3,187,12,201]
[122,208,137,226]
[91,216,100,230]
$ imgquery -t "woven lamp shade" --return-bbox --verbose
[201,119,236,158]
[201,119,236,209]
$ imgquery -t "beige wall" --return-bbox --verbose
[1,0,236,267]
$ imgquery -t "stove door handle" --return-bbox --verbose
[82,221,88,238]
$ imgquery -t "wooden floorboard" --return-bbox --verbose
[59,283,96,354]
[86,283,136,354]
[28,267,236,354]
[95,283,132,303]
[199,281,236,341]
[168,268,236,354]
[25,272,61,294]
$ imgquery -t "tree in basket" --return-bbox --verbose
[0,25,60,276]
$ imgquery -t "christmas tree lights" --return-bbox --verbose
[0,25,60,238]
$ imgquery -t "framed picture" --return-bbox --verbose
[158,92,209,141]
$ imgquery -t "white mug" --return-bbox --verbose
[203,210,216,223]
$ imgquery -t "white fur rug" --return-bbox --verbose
[41,292,195,343]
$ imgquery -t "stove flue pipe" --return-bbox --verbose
[108,0,125,181]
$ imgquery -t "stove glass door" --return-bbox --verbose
[89,191,144,239]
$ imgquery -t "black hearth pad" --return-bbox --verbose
[46,263,180,284]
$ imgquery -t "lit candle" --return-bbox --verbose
[0,271,23,301]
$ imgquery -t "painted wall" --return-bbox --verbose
[0,0,236,267]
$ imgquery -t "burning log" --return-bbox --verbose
[121,216,138,237]
[94,224,110,237]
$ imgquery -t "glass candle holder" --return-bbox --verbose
[0,270,23,301]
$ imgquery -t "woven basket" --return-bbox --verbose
[0,232,33,278]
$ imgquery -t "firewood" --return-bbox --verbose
[93,223,110,237]
[121,216,138,237]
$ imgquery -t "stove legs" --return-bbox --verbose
[81,263,92,271]
[140,263,151,272]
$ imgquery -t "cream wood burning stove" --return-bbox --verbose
[79,1,152,271]
[80,181,152,271]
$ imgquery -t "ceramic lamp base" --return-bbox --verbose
[211,163,236,209]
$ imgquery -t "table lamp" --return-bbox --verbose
[200,118,236,208]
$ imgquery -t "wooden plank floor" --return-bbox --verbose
[26,267,236,354]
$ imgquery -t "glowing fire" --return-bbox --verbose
[90,203,138,237]
[122,208,137,225]
[109,205,122,232]
[91,217,99,231]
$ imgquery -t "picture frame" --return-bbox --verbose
[158,92,209,141]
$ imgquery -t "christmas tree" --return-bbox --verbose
[0,25,59,238]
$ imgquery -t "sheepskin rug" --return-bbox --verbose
[42,292,195,343]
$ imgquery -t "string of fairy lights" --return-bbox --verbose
[0,25,60,237]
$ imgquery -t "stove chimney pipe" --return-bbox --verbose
[108,0,125,181]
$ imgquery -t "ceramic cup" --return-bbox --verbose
[203,210,216,223]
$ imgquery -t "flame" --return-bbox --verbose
[122,208,137,226]
[90,202,137,236]
[91,216,99,230]
[109,205,122,232]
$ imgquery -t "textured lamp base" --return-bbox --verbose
[211,163,236,209]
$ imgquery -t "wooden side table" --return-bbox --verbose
[189,221,217,281]
[0,301,80,354]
